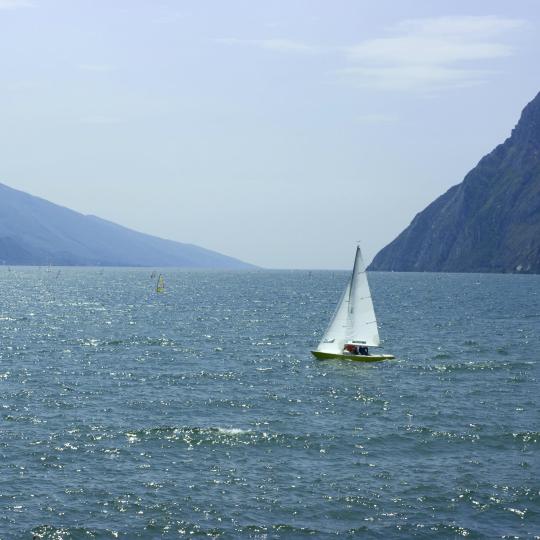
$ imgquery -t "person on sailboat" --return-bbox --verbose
[343,344,369,356]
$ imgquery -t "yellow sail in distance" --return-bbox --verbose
[156,274,165,293]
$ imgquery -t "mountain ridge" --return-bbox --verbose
[0,182,254,268]
[368,91,540,274]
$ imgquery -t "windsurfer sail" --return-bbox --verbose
[156,274,165,293]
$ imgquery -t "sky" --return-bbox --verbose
[1,0,539,269]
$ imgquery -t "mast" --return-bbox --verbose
[348,245,361,312]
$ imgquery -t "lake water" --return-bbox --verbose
[0,268,538,539]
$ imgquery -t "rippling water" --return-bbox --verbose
[0,268,538,539]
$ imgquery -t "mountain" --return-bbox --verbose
[0,183,254,268]
[368,91,540,274]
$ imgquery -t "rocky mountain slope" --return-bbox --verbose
[368,91,540,274]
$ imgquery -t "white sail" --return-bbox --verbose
[318,281,352,354]
[317,246,380,353]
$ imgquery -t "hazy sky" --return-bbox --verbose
[1,0,539,268]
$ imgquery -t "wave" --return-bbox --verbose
[216,427,250,435]
[120,425,318,449]
[72,336,182,348]
[29,522,331,538]
[401,426,539,446]
[414,360,534,373]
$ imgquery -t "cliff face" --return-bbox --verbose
[368,91,540,274]
[0,183,254,268]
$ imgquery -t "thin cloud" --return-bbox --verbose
[339,65,490,92]
[78,64,115,73]
[342,15,525,90]
[215,16,524,91]
[0,0,33,9]
[355,113,398,125]
[80,116,122,125]
[152,10,189,25]
[217,38,317,54]
[394,16,523,37]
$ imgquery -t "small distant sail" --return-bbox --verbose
[156,274,165,293]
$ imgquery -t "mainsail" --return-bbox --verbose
[317,246,380,354]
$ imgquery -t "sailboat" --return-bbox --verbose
[311,246,394,362]
[156,274,165,293]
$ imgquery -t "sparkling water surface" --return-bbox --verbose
[0,268,538,539]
